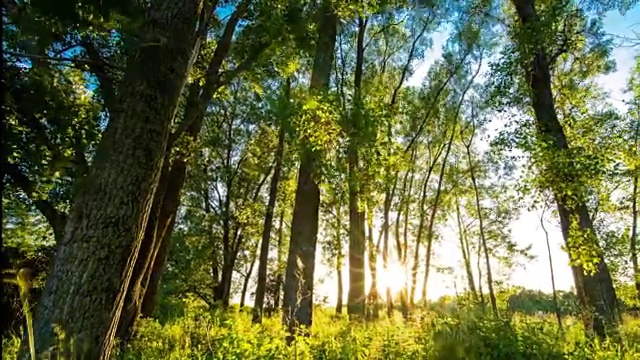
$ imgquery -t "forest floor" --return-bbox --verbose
[3,303,639,359]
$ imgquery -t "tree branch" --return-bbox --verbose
[4,163,67,240]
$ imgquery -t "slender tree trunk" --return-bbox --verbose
[252,112,287,323]
[273,212,285,312]
[383,175,398,318]
[240,253,257,309]
[456,199,477,300]
[347,15,367,320]
[476,239,485,309]
[409,138,449,306]
[421,121,457,303]
[540,207,563,330]
[396,149,416,319]
[467,144,498,317]
[366,210,379,320]
[631,121,639,301]
[335,204,344,315]
[512,0,621,338]
[30,1,204,357]
[410,162,437,305]
[282,0,337,339]
[421,57,480,304]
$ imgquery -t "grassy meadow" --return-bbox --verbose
[5,301,638,360]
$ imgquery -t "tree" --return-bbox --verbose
[30,0,207,356]
[282,0,338,339]
[509,0,621,338]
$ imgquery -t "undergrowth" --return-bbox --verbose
[3,302,640,359]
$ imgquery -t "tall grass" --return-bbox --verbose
[3,300,639,359]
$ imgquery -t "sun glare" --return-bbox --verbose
[376,261,407,296]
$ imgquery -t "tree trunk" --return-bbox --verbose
[382,175,398,319]
[282,0,337,339]
[335,204,344,316]
[347,15,367,320]
[540,208,563,330]
[476,238,485,310]
[396,149,416,319]
[366,211,379,320]
[631,121,639,301]
[30,1,204,357]
[512,0,621,338]
[252,113,286,323]
[466,141,498,317]
[456,198,477,300]
[273,212,285,312]
[421,120,457,303]
[240,253,257,309]
[410,164,436,305]
[117,83,202,344]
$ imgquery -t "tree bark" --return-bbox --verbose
[335,204,344,315]
[512,0,621,338]
[466,133,498,317]
[366,210,379,320]
[455,198,477,300]
[540,207,563,330]
[252,113,287,323]
[347,15,367,320]
[273,212,285,312]
[282,0,337,339]
[240,252,257,309]
[421,120,457,303]
[630,120,639,301]
[29,1,204,357]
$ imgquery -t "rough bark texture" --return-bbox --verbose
[347,16,367,320]
[512,0,621,338]
[282,0,337,338]
[30,1,204,357]
[252,119,286,323]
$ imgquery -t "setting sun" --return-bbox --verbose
[376,261,408,297]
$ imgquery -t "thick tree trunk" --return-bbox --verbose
[512,0,621,338]
[116,85,205,342]
[29,1,204,357]
[252,117,286,323]
[347,15,367,320]
[282,0,337,339]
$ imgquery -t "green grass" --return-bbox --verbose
[3,303,640,359]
